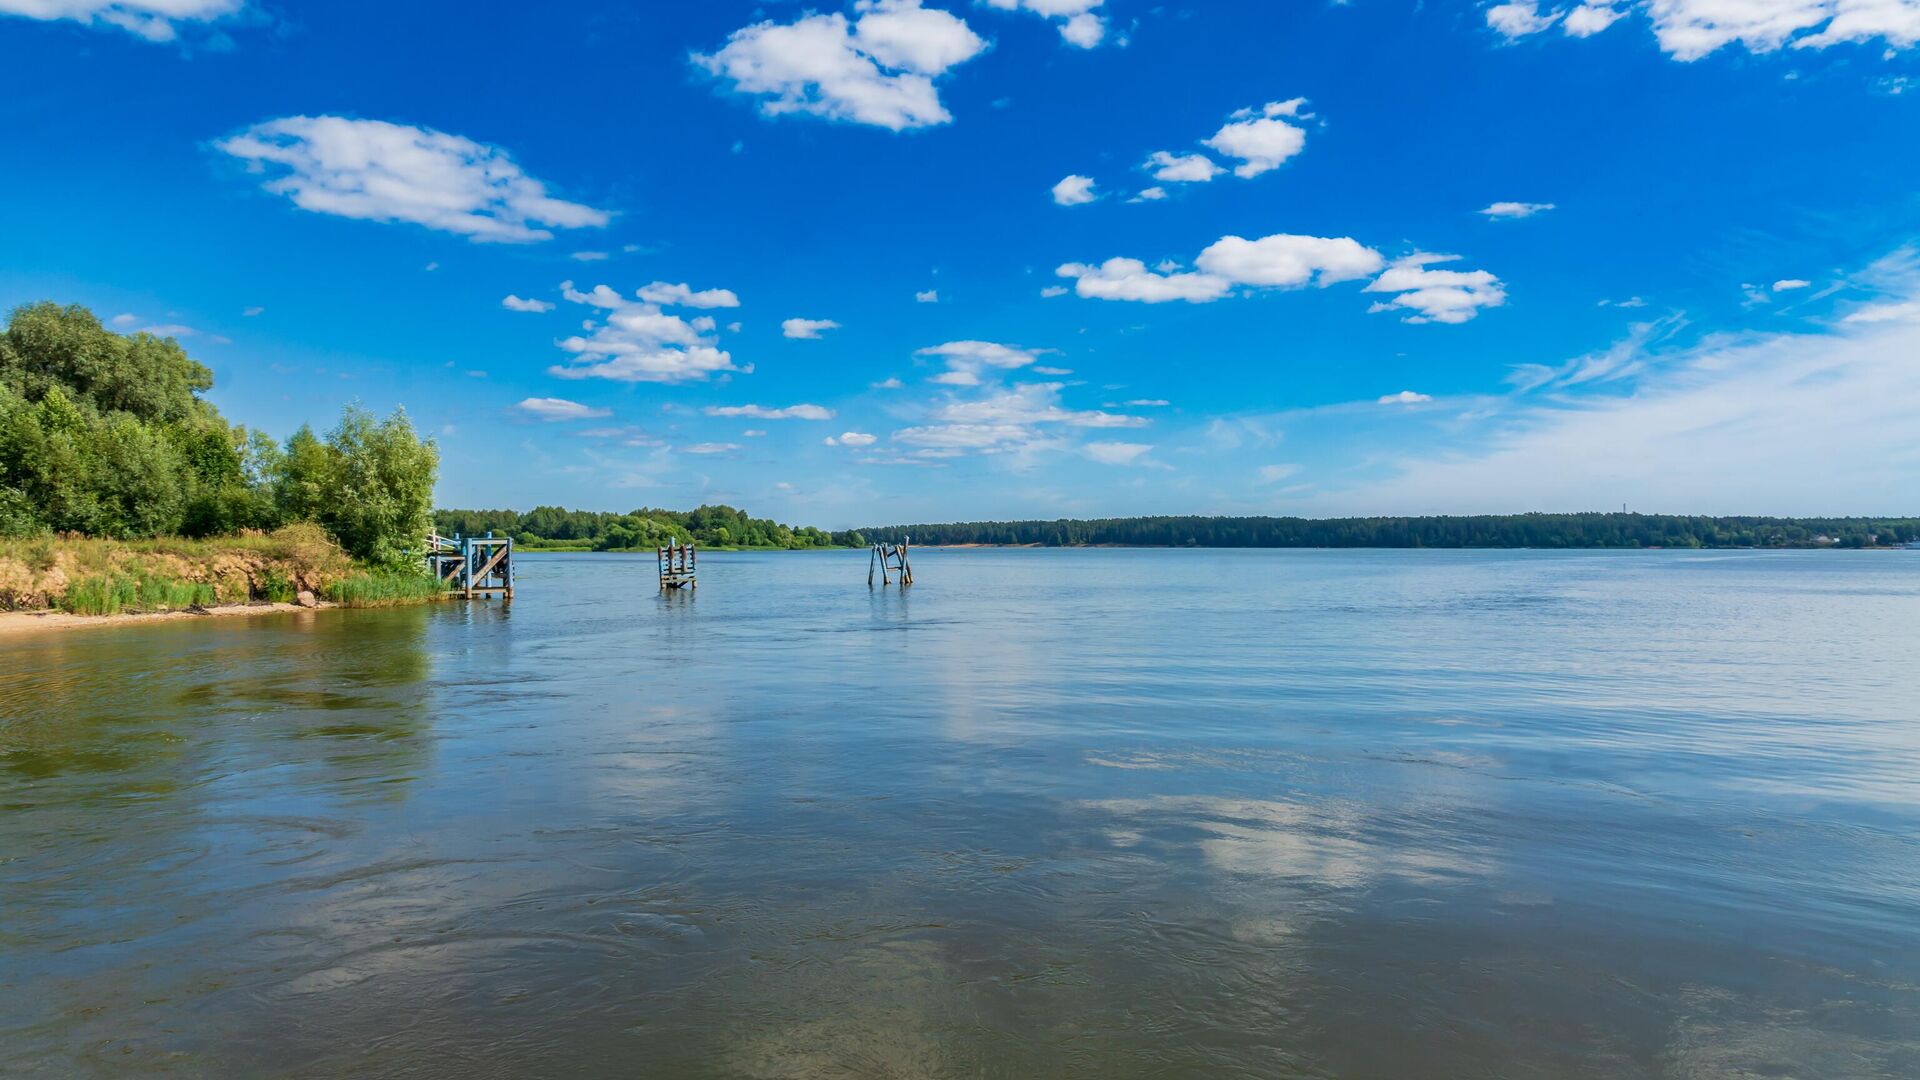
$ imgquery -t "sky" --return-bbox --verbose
[2,0,1918,528]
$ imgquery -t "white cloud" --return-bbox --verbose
[694,0,986,131]
[502,294,555,313]
[873,376,905,388]
[1257,463,1303,483]
[1040,285,1070,298]
[111,312,138,327]
[1487,1,1562,38]
[1364,253,1508,324]
[984,0,1107,48]
[1842,299,1920,323]
[916,289,939,302]
[893,382,1149,457]
[704,403,835,419]
[1085,441,1152,465]
[1340,281,1920,514]
[1061,235,1501,322]
[1053,174,1099,205]
[743,429,769,437]
[1125,399,1170,406]
[683,442,741,455]
[918,339,1045,384]
[216,116,610,243]
[825,431,879,446]
[0,0,241,42]
[637,281,741,308]
[140,323,197,337]
[571,250,610,262]
[782,317,841,339]
[1378,390,1434,404]
[1194,234,1385,288]
[548,279,740,383]
[1146,151,1223,183]
[1056,257,1232,303]
[1773,278,1812,291]
[1131,186,1168,202]
[242,306,264,317]
[1563,3,1626,36]
[515,397,611,421]
[1203,99,1310,179]
[1480,200,1556,219]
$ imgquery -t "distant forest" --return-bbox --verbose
[435,504,865,550]
[858,514,1920,549]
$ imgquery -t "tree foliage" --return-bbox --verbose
[0,302,438,566]
[436,504,858,550]
[859,514,1920,549]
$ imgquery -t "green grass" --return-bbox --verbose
[60,573,217,616]
[323,570,446,608]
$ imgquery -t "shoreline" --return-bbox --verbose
[0,600,341,639]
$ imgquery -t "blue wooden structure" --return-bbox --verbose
[869,538,913,587]
[659,537,696,590]
[427,532,514,599]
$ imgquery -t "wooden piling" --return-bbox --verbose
[870,538,913,587]
[659,537,697,590]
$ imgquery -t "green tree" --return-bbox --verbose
[316,405,439,567]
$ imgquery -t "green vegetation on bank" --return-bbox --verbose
[324,569,448,608]
[436,505,866,551]
[861,514,1920,549]
[0,302,443,613]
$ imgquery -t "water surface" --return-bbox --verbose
[4,549,1918,1077]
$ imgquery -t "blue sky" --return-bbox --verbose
[3,0,1918,526]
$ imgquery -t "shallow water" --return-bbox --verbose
[3,548,1918,1077]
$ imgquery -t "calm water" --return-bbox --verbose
[3,549,1918,1078]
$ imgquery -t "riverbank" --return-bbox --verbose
[0,599,341,638]
[0,525,444,618]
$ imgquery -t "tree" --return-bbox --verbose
[316,405,439,568]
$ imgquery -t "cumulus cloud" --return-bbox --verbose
[1378,390,1434,404]
[825,431,879,446]
[637,281,740,308]
[515,397,611,421]
[704,403,836,419]
[1145,150,1223,183]
[1194,234,1385,288]
[1052,174,1098,205]
[916,289,939,302]
[1055,257,1233,303]
[1487,1,1562,37]
[548,279,741,383]
[1773,278,1812,291]
[984,0,1107,48]
[1061,235,1502,321]
[1563,2,1626,36]
[1480,200,1556,219]
[1364,253,1509,324]
[782,317,841,339]
[1492,0,1920,58]
[1203,99,1311,179]
[216,116,610,243]
[502,294,554,313]
[893,381,1149,456]
[0,0,242,41]
[695,0,987,131]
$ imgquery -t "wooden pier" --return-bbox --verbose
[659,538,696,590]
[869,539,913,587]
[426,532,514,599]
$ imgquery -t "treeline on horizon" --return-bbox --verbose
[0,302,438,567]
[859,514,1920,549]
[435,505,867,551]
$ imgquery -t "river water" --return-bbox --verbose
[3,549,1918,1077]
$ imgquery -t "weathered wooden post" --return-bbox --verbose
[869,537,913,587]
[658,537,697,590]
